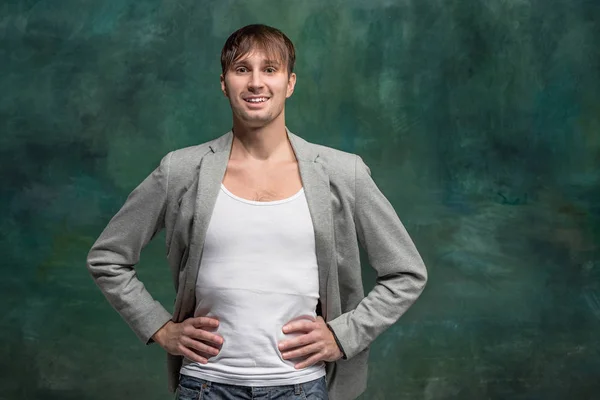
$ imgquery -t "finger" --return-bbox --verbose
[181,336,220,357]
[295,352,323,370]
[189,316,220,328]
[282,342,321,360]
[188,347,214,361]
[286,314,317,324]
[187,327,224,346]
[179,344,208,364]
[283,321,315,334]
[280,331,316,351]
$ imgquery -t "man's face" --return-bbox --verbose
[220,49,296,128]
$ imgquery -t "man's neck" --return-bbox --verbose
[229,119,296,164]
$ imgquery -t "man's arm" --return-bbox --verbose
[86,152,174,345]
[326,155,428,360]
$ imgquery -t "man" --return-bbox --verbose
[86,24,427,400]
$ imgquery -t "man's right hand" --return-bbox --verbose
[152,317,224,364]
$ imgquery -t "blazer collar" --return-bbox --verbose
[179,127,333,321]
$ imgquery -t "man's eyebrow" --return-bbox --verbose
[233,58,282,65]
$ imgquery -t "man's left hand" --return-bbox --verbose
[278,316,343,369]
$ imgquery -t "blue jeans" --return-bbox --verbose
[176,374,329,400]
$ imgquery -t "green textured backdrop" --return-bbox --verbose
[1,0,599,399]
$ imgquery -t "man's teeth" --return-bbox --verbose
[246,98,268,103]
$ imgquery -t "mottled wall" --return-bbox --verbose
[1,0,599,399]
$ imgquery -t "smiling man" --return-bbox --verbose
[86,24,428,400]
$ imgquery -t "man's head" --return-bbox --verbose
[220,24,296,78]
[220,24,297,129]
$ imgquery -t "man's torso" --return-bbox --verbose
[161,130,370,398]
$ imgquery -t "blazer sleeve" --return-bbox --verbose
[86,152,174,345]
[326,155,428,360]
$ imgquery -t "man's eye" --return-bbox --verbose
[266,67,276,73]
[236,67,248,73]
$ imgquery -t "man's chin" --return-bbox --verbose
[232,107,283,128]
[239,114,273,127]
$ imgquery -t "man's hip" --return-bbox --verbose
[176,373,329,399]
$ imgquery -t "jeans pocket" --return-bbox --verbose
[176,384,201,400]
[301,376,328,400]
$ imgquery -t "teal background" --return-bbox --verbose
[2,0,600,399]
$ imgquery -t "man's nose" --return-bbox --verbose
[247,70,264,90]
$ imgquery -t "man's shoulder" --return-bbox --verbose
[301,138,360,176]
[166,133,227,171]
[169,143,210,165]
[311,141,357,163]
[158,134,225,190]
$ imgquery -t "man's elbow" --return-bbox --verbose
[85,247,122,281]
[413,259,428,295]
[401,258,427,297]
[86,246,105,275]
[418,261,428,291]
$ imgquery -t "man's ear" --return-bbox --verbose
[286,72,297,98]
[220,74,228,97]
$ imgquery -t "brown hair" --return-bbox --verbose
[221,24,296,77]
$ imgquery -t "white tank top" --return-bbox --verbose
[179,183,326,386]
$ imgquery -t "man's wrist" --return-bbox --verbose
[151,321,170,346]
[326,322,347,360]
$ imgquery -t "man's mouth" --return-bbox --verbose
[244,97,269,103]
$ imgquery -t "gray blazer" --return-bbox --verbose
[86,127,428,400]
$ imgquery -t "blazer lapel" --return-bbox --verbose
[286,133,334,321]
[289,144,333,321]
[178,128,333,321]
